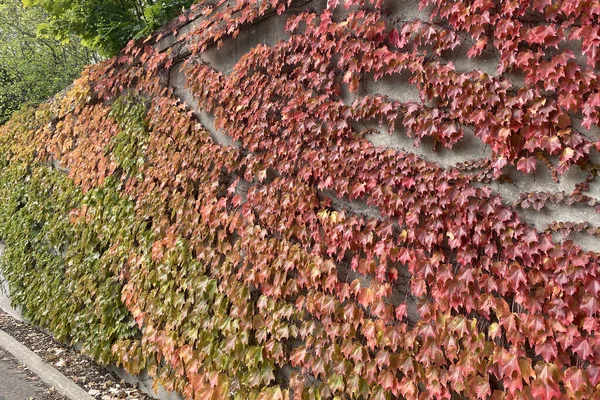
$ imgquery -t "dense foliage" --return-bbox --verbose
[25,0,196,56]
[1,0,600,399]
[0,0,94,124]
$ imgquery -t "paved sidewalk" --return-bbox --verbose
[0,347,64,400]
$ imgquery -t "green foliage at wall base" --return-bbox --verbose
[0,105,140,366]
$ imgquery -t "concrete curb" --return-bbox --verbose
[0,329,95,400]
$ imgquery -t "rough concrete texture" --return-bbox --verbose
[0,244,22,322]
[106,366,183,400]
[0,277,20,323]
[169,62,235,148]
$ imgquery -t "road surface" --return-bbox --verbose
[0,347,63,400]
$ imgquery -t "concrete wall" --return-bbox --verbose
[1,1,599,399]
[163,0,600,252]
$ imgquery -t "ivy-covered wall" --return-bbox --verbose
[1,1,600,399]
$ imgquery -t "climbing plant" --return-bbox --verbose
[1,0,600,399]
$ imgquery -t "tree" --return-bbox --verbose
[0,0,96,124]
[25,0,196,56]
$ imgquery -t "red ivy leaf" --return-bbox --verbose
[563,367,588,394]
[571,336,593,360]
[395,303,407,320]
[517,156,537,174]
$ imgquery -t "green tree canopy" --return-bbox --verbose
[25,0,196,56]
[0,0,95,124]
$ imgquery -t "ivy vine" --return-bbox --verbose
[1,1,600,399]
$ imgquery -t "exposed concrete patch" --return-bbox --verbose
[169,62,236,147]
[0,243,23,322]
[384,0,432,21]
[500,164,593,202]
[0,274,21,322]
[365,124,491,168]
[361,73,422,104]
[106,366,183,400]
[198,15,290,74]
[492,165,600,251]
